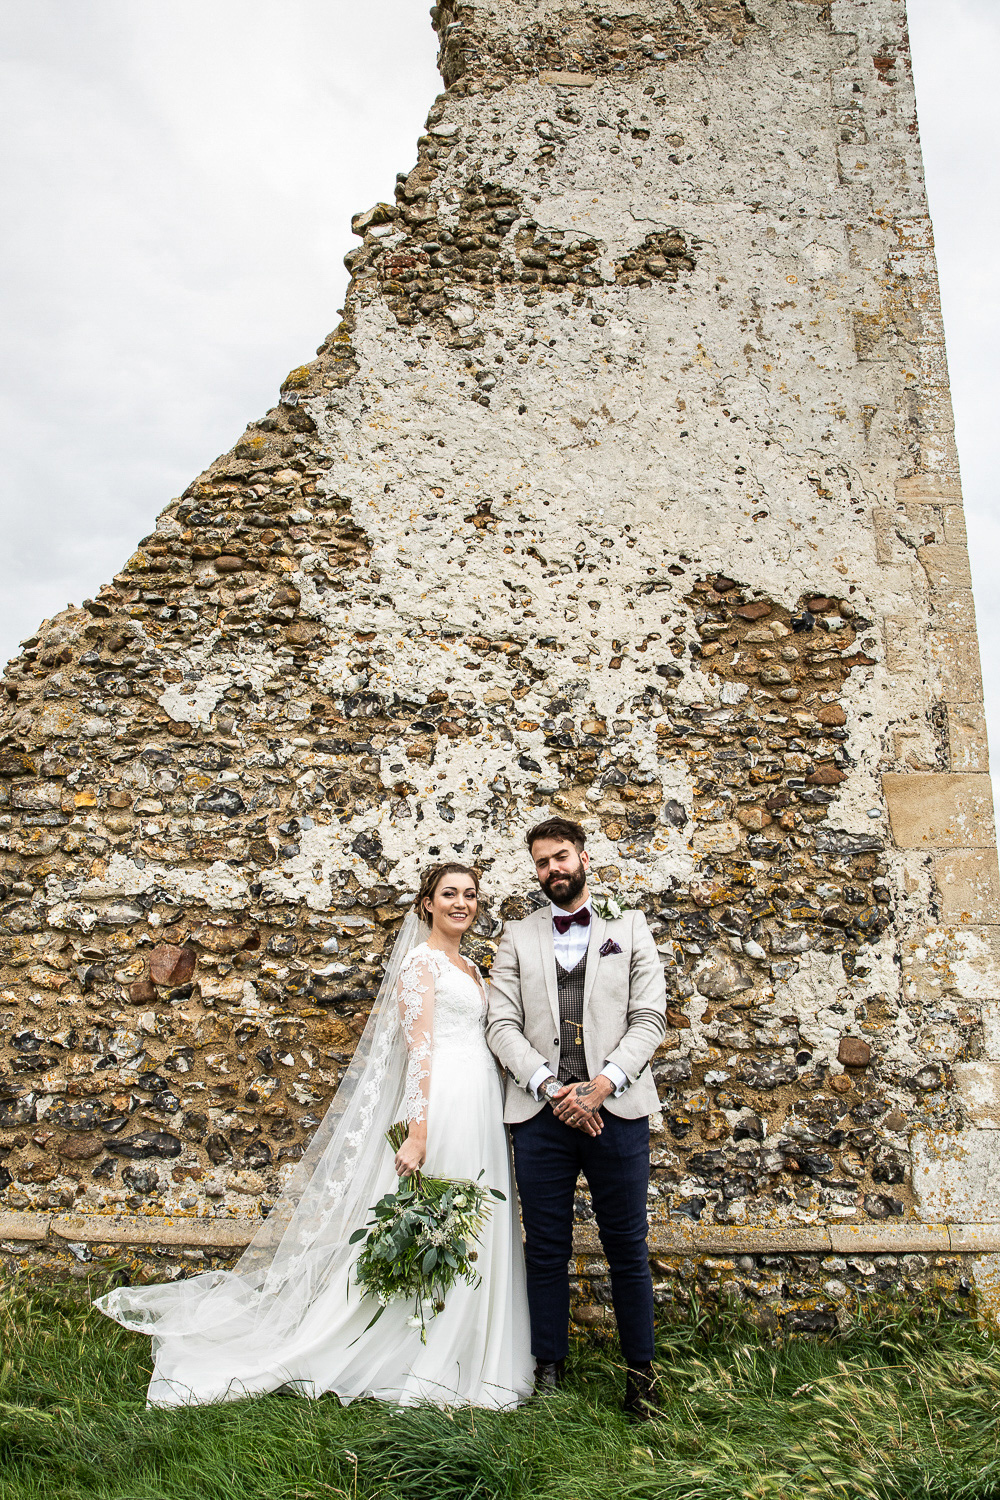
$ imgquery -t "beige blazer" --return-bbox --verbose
[486,905,666,1124]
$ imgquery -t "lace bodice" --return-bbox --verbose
[396,943,488,1123]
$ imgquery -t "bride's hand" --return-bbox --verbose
[394,1130,426,1177]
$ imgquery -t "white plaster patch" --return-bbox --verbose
[258,822,381,912]
[955,1062,1000,1128]
[948,928,1000,1004]
[80,853,248,908]
[158,679,229,726]
[913,1128,1000,1222]
[772,950,854,1066]
[982,1004,1000,1062]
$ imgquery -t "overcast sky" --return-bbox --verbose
[1,1,997,782]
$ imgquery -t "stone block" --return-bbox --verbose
[947,927,1000,1004]
[571,1303,610,1327]
[949,1224,1000,1252]
[982,1004,1000,1062]
[882,772,995,849]
[920,429,961,480]
[933,849,1000,924]
[955,1062,1000,1128]
[692,820,742,855]
[645,1225,831,1254]
[930,587,979,635]
[815,703,847,727]
[149,944,196,986]
[896,489,968,550]
[943,504,969,546]
[895,473,962,506]
[949,703,990,773]
[838,1037,871,1068]
[0,1211,50,1244]
[198,975,250,1004]
[37,703,82,738]
[539,70,595,87]
[917,544,973,589]
[50,1213,260,1248]
[913,1128,1000,1221]
[10,781,63,811]
[883,615,926,675]
[829,1223,950,1254]
[929,631,983,703]
[872,507,901,565]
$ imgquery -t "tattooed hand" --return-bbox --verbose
[551,1076,613,1135]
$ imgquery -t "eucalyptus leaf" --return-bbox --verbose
[347,1303,385,1346]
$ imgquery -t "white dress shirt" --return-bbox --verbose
[551,895,594,971]
[526,896,628,1100]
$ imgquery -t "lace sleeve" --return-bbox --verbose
[397,952,436,1125]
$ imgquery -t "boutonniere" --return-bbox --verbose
[592,894,623,921]
[600,938,623,957]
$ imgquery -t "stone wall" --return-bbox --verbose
[1,0,998,1313]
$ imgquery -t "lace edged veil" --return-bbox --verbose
[95,911,426,1345]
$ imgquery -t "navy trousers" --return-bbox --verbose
[510,1106,655,1365]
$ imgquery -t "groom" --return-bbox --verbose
[486,817,666,1419]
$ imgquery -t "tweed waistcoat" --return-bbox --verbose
[556,953,588,1083]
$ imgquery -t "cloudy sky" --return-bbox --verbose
[1,1,997,779]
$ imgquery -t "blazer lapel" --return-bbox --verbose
[583,913,607,1013]
[535,906,560,1032]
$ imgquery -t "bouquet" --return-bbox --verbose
[349,1121,505,1342]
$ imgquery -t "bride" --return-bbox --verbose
[96,863,535,1410]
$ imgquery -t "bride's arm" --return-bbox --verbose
[395,955,435,1174]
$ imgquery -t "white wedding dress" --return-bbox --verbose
[96,932,534,1411]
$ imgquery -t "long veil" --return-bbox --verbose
[95,911,425,1349]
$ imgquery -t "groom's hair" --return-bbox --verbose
[525,817,586,853]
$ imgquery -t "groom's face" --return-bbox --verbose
[531,836,589,909]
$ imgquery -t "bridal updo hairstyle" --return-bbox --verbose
[414,863,481,927]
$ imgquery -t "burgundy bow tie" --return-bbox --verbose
[553,908,591,935]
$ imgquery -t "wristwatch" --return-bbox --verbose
[540,1077,563,1103]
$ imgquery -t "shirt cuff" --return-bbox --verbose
[599,1063,629,1097]
[528,1065,557,1100]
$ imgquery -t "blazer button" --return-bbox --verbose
[553,1038,559,1047]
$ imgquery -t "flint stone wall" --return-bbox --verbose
[1,0,998,1317]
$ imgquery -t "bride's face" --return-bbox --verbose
[425,875,478,936]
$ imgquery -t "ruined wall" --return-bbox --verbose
[1,0,998,1319]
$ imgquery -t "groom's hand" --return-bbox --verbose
[552,1077,613,1135]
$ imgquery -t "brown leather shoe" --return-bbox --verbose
[533,1358,566,1394]
[623,1362,661,1422]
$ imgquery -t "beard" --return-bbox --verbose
[540,861,587,909]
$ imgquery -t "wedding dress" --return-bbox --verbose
[95,917,534,1410]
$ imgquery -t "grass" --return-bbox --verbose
[1,1284,1000,1500]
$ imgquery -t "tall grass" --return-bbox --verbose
[1,1283,999,1500]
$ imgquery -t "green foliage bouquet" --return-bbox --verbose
[349,1121,505,1342]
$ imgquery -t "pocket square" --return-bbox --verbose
[600,939,623,956]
